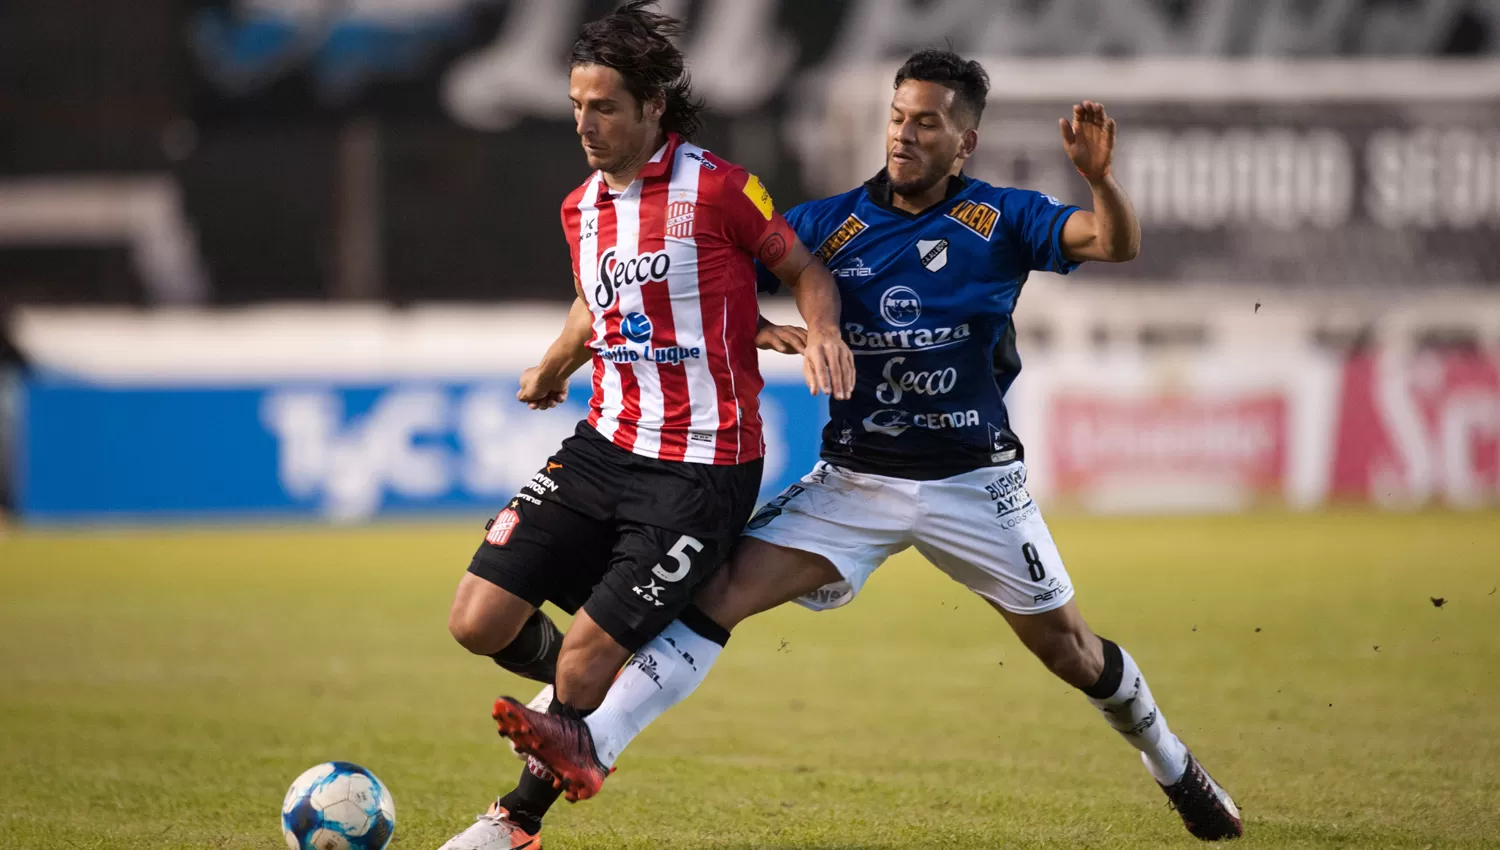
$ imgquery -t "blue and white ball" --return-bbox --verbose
[281,761,395,850]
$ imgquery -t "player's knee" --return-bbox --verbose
[447,603,522,656]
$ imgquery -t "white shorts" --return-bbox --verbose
[744,461,1073,615]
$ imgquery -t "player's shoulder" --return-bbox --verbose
[789,184,866,231]
[964,177,1071,214]
[676,144,743,195]
[559,173,599,218]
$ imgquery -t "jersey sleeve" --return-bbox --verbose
[754,202,811,295]
[716,165,796,265]
[1003,189,1082,275]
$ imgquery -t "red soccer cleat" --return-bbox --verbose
[492,696,614,802]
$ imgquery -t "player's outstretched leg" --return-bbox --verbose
[1082,637,1242,841]
[1003,602,1242,841]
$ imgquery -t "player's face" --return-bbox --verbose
[570,64,658,174]
[886,80,969,196]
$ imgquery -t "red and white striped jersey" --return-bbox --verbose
[561,133,792,466]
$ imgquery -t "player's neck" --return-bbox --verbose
[601,128,666,193]
[891,178,953,216]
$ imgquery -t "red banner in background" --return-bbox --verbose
[1048,394,1288,509]
[1331,351,1500,508]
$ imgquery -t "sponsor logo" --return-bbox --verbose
[689,431,714,444]
[813,214,867,262]
[621,311,654,344]
[746,484,806,530]
[515,492,543,506]
[875,356,957,405]
[1331,351,1500,509]
[832,256,874,279]
[985,466,1035,519]
[879,286,921,327]
[742,173,775,220]
[632,577,667,607]
[581,216,597,239]
[594,247,671,308]
[683,150,717,171]
[600,342,703,365]
[546,461,563,473]
[1032,582,1072,605]
[627,651,663,689]
[999,502,1039,530]
[916,238,949,272]
[665,201,695,239]
[802,586,853,607]
[845,322,971,354]
[485,508,520,546]
[861,408,982,436]
[523,472,559,497]
[1050,393,1288,502]
[946,200,1000,240]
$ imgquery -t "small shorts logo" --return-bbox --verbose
[880,285,922,327]
[621,312,654,344]
[486,508,520,546]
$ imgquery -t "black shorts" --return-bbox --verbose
[468,422,763,652]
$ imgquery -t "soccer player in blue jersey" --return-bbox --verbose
[489,49,1243,843]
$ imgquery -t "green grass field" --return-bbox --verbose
[2,511,1498,849]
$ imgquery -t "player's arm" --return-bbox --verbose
[518,277,594,410]
[762,235,854,400]
[1058,100,1141,263]
[723,169,853,399]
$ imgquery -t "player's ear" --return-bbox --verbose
[957,128,979,162]
[644,93,666,124]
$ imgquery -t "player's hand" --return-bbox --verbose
[801,327,856,401]
[518,366,569,410]
[1060,100,1116,180]
[756,322,808,354]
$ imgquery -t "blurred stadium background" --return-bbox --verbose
[2,1,1499,848]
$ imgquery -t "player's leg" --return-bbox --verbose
[580,536,845,767]
[438,443,619,850]
[561,464,914,787]
[913,463,1243,841]
[449,574,561,684]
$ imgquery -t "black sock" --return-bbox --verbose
[497,698,581,832]
[488,610,562,684]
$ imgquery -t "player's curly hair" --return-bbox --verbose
[569,0,705,140]
[895,49,991,127]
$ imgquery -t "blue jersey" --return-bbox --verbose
[759,171,1081,480]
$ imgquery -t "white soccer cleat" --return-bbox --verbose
[436,800,541,850]
[507,684,554,761]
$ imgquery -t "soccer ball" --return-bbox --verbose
[281,761,396,850]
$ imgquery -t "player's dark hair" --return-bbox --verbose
[569,0,704,140]
[894,49,990,127]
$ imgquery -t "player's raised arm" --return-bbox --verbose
[762,234,854,400]
[1059,101,1141,263]
[517,277,595,410]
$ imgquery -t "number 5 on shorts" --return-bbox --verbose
[652,535,704,582]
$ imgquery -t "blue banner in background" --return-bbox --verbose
[18,378,827,523]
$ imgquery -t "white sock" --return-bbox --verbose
[585,619,724,767]
[1084,639,1189,785]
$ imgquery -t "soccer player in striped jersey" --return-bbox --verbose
[437,4,854,848]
